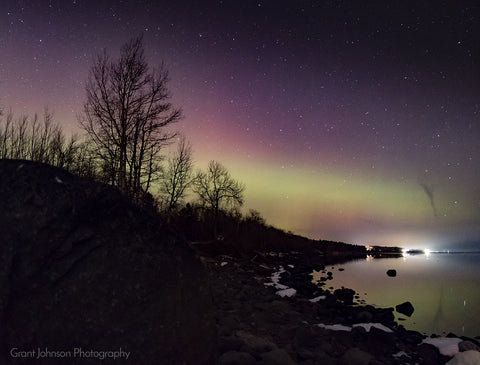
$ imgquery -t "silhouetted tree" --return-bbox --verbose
[193,160,245,238]
[159,135,194,211]
[81,35,181,201]
[67,139,100,180]
[0,109,83,172]
[245,209,266,225]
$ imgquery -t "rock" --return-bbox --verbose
[294,326,316,349]
[219,325,234,337]
[236,330,278,354]
[291,277,318,297]
[363,327,396,355]
[396,301,415,317]
[219,316,240,334]
[351,325,367,335]
[334,288,355,304]
[355,310,373,323]
[219,351,257,365]
[218,336,244,353]
[372,307,395,323]
[416,343,444,365]
[297,348,315,360]
[446,350,480,365]
[268,300,292,313]
[276,325,299,344]
[260,349,297,365]
[386,269,397,277]
[459,340,480,352]
[399,330,424,345]
[339,347,374,365]
[369,360,388,365]
[0,160,216,364]
[285,310,302,322]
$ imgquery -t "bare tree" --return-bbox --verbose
[159,135,194,211]
[0,109,81,170]
[80,35,181,200]
[64,138,100,179]
[0,112,13,158]
[193,160,245,238]
[246,209,266,225]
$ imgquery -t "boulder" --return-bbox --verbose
[386,269,397,277]
[236,330,277,354]
[416,343,444,365]
[340,347,374,365]
[0,160,216,364]
[294,326,317,349]
[458,341,480,352]
[355,310,373,323]
[219,351,257,365]
[396,301,415,317]
[372,307,395,324]
[363,327,396,355]
[333,288,355,304]
[446,350,480,365]
[260,349,297,365]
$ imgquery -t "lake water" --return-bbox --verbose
[312,252,480,338]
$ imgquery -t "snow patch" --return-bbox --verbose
[317,323,352,332]
[309,295,326,303]
[54,176,63,184]
[264,266,288,290]
[392,351,409,359]
[353,323,393,333]
[422,337,462,357]
[287,264,294,268]
[317,322,393,333]
[276,288,297,297]
[264,266,298,297]
[220,262,228,267]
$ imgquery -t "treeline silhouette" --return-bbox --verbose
[168,204,367,257]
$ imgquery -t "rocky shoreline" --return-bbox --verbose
[198,249,480,365]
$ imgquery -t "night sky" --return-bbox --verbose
[1,1,479,249]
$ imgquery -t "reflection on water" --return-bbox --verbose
[312,252,480,338]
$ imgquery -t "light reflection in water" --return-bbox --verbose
[312,252,480,338]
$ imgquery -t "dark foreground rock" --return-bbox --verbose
[333,288,355,304]
[0,160,216,364]
[396,301,415,317]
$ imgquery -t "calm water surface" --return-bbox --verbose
[312,252,480,338]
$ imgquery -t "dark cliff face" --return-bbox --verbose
[0,160,216,364]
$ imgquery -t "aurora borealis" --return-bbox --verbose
[1,1,479,248]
